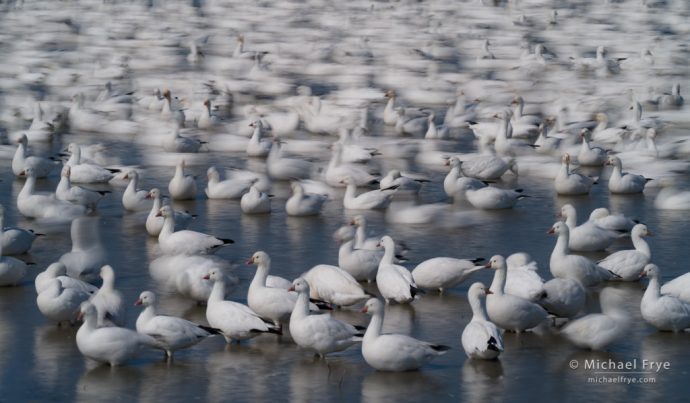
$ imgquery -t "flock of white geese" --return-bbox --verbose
[2,0,690,382]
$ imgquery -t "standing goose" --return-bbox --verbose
[461,282,504,360]
[135,290,220,359]
[56,166,108,211]
[145,188,194,237]
[443,157,487,199]
[76,302,157,366]
[156,206,233,255]
[168,160,197,200]
[380,170,425,194]
[205,166,253,199]
[639,264,690,332]
[12,134,55,178]
[342,177,397,210]
[485,255,548,332]
[36,278,91,324]
[89,265,124,327]
[554,153,596,195]
[267,140,313,180]
[285,182,328,216]
[361,298,450,371]
[324,143,379,187]
[605,155,649,194]
[203,268,282,342]
[122,170,151,211]
[376,236,421,304]
[412,257,485,293]
[597,224,651,281]
[288,278,363,357]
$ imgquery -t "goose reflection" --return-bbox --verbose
[290,357,362,403]
[361,371,442,403]
[461,359,504,403]
[33,325,82,388]
[76,365,143,403]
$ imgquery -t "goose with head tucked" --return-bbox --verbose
[412,257,485,293]
[504,253,544,302]
[458,155,518,181]
[325,143,379,187]
[660,272,690,303]
[240,184,271,214]
[380,170,426,194]
[538,277,586,319]
[17,167,87,220]
[605,155,649,194]
[89,265,124,327]
[457,183,527,210]
[12,134,55,178]
[548,221,618,287]
[376,236,422,304]
[587,208,637,232]
[485,255,548,332]
[554,153,596,195]
[65,143,116,184]
[205,166,254,199]
[157,206,233,255]
[0,224,27,286]
[560,204,623,252]
[59,217,107,283]
[37,278,91,325]
[285,182,328,216]
[288,277,363,357]
[35,262,98,294]
[338,237,382,283]
[56,166,107,211]
[267,140,314,180]
[162,124,205,153]
[135,290,220,359]
[145,188,194,237]
[246,120,272,158]
[361,298,450,371]
[122,170,151,211]
[342,177,397,210]
[168,160,197,200]
[462,282,503,360]
[76,302,157,366]
[203,268,281,342]
[1,204,42,255]
[444,156,488,199]
[597,224,651,281]
[301,264,370,307]
[640,264,690,332]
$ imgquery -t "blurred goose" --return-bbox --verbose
[462,282,503,360]
[560,204,623,252]
[285,182,328,216]
[325,143,379,187]
[554,153,596,195]
[267,140,313,180]
[444,156,487,198]
[657,83,683,109]
[246,120,272,158]
[660,272,690,303]
[17,167,86,220]
[288,278,363,357]
[592,113,627,145]
[459,155,518,181]
[122,170,151,211]
[425,113,450,139]
[577,129,607,166]
[197,99,221,130]
[301,264,370,307]
[383,90,424,126]
[205,166,253,199]
[380,170,426,194]
[89,265,124,327]
[161,89,186,127]
[157,206,233,255]
[412,257,484,293]
[338,238,382,283]
[56,166,107,211]
[12,134,55,178]
[162,125,205,153]
[458,184,527,210]
[654,182,690,210]
[37,278,91,324]
[1,205,42,255]
[504,253,544,302]
[485,255,548,332]
[240,185,271,214]
[135,290,220,359]
[65,143,116,184]
[76,302,156,366]
[361,298,449,371]
[35,262,98,294]
[605,155,649,194]
[168,160,197,200]
[204,268,281,342]
[597,224,651,281]
[587,208,637,232]
[394,108,428,137]
[376,236,421,304]
[342,177,397,210]
[0,228,27,286]
[145,188,194,237]
[640,264,690,332]
[59,217,107,283]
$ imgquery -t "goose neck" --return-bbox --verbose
[209,279,226,303]
[488,267,506,295]
[469,292,489,321]
[363,310,383,341]
[291,290,311,321]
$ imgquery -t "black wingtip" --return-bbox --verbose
[106,168,121,173]
[97,190,111,196]
[431,344,451,352]
[471,257,485,264]
[310,299,333,310]
[410,285,426,298]
[198,325,223,335]
[220,238,234,244]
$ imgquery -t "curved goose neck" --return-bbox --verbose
[329,146,343,169]
[20,174,37,198]
[57,174,69,193]
[138,304,156,327]
[209,279,226,303]
[469,292,489,322]
[632,231,651,257]
[381,240,396,264]
[363,309,383,341]
[250,261,270,289]
[564,212,577,228]
[489,268,506,295]
[174,164,184,179]
[151,194,161,213]
[354,224,367,249]
[126,174,138,193]
[250,125,263,142]
[642,274,660,303]
[343,182,357,202]
[291,289,311,321]
[159,213,176,240]
[553,229,570,257]
[69,147,81,165]
[610,161,622,181]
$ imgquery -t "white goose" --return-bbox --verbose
[560,287,631,350]
[162,125,205,153]
[412,257,485,293]
[661,272,690,303]
[157,206,233,255]
[458,155,518,181]
[0,227,27,286]
[538,278,586,319]
[89,265,124,327]
[461,282,504,360]
[1,205,42,255]
[12,134,55,178]
[504,253,544,302]
[654,184,690,210]
[301,264,370,307]
[56,166,107,211]
[197,99,221,130]
[380,170,425,194]
[37,278,91,324]
[145,188,194,237]
[605,155,649,194]
[122,170,151,211]
[376,236,422,304]
[342,177,397,210]
[597,224,651,281]
[560,204,623,252]
[204,268,282,342]
[361,298,450,371]
[548,222,617,287]
[285,182,328,216]
[76,302,156,366]
[443,157,487,199]
[577,129,608,166]
[240,184,271,214]
[458,184,527,210]
[205,166,253,199]
[17,167,86,220]
[168,160,197,200]
[59,217,107,283]
[135,290,220,359]
[65,143,116,184]
[485,255,548,332]
[246,120,272,158]
[424,113,450,139]
[554,153,596,195]
[639,264,690,332]
[35,262,98,294]
[338,238,382,283]
[325,143,379,187]
[587,208,637,232]
[267,140,313,180]
[288,278,363,357]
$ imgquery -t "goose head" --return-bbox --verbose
[588,207,610,221]
[376,235,395,250]
[631,223,651,237]
[77,301,97,322]
[639,263,659,279]
[46,262,67,276]
[17,133,29,146]
[484,255,506,270]
[468,282,493,299]
[202,268,224,282]
[547,221,569,236]
[360,297,383,315]
[100,265,115,283]
[135,290,156,307]
[246,250,270,267]
[146,188,161,200]
[605,155,621,168]
[559,203,576,220]
[156,205,174,218]
[288,277,309,293]
[206,166,220,181]
[561,153,572,166]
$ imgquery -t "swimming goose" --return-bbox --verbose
[338,239,383,283]
[168,160,197,200]
[376,236,421,304]
[205,166,253,199]
[76,302,157,366]
[493,111,536,157]
[197,99,221,130]
[560,204,623,252]
[380,170,426,194]
[145,188,194,237]
[554,153,596,195]
[204,268,281,342]
[157,206,233,255]
[361,298,449,371]
[654,182,690,210]
[587,208,637,232]
[135,290,220,359]
[17,167,87,220]
[65,143,116,184]
[443,156,487,198]
[458,155,518,181]
[657,83,683,109]
[161,89,186,127]
[0,228,27,286]
[122,170,151,211]
[412,257,485,293]
[548,222,618,287]
[639,264,690,332]
[288,278,363,357]
[605,155,649,194]
[462,282,503,360]
[12,134,55,178]
[425,113,450,139]
[162,125,205,153]
[597,224,651,281]
[591,113,627,145]
[267,140,313,180]
[285,182,328,216]
[394,108,429,137]
[301,264,370,307]
[246,120,272,158]
[560,287,631,350]
[1,205,42,255]
[56,166,107,211]
[35,262,98,294]
[577,129,608,166]
[37,278,91,325]
[325,143,379,187]
[458,184,527,210]
[485,255,548,332]
[89,265,125,327]
[240,185,271,214]
[383,90,424,126]
[342,177,397,210]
